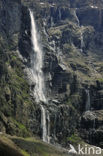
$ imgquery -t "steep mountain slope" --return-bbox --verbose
[0,134,70,156]
[0,0,103,153]
[1,134,103,156]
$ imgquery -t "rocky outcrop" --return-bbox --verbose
[0,0,103,150]
[0,0,37,137]
[24,0,103,147]
[80,110,103,147]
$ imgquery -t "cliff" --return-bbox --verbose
[0,0,103,154]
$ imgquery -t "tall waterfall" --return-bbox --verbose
[29,10,49,143]
[85,89,91,111]
[30,10,46,103]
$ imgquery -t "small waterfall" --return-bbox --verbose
[85,89,91,111]
[41,105,47,142]
[29,10,50,143]
[74,9,85,52]
[43,20,49,39]
[41,105,50,142]
[51,17,54,27]
[80,26,85,53]
[59,9,61,20]
[73,9,80,26]
[47,110,50,143]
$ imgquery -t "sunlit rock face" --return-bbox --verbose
[0,0,103,148]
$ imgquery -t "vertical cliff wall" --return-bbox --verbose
[0,0,103,149]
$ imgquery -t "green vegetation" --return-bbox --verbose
[97,78,103,82]
[66,92,83,112]
[10,118,30,137]
[21,150,30,156]
[0,33,32,137]
[1,134,103,156]
[0,134,70,156]
[11,137,69,156]
[0,135,23,156]
[67,134,83,145]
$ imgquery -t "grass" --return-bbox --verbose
[0,134,103,156]
[11,137,69,156]
[67,134,83,145]
[21,150,30,156]
[96,78,103,82]
[0,135,23,156]
[10,118,30,137]
[0,45,33,136]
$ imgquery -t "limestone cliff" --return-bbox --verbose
[0,0,103,150]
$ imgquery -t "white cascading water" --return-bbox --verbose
[51,17,54,27]
[41,105,50,143]
[74,9,85,52]
[80,26,85,53]
[41,105,47,142]
[59,9,61,20]
[85,89,91,111]
[29,10,49,143]
[47,110,50,143]
[30,10,46,103]
[73,9,79,26]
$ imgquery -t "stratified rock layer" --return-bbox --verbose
[0,0,103,148]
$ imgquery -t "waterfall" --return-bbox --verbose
[85,89,91,111]
[59,9,61,20]
[74,9,85,52]
[41,105,50,143]
[51,17,54,27]
[80,26,85,53]
[29,10,50,143]
[73,9,80,26]
[41,105,47,142]
[47,110,50,143]
[29,10,46,103]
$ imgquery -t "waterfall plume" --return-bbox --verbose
[29,10,46,103]
[29,10,50,143]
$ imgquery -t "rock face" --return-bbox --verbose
[0,0,103,149]
[0,0,38,137]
